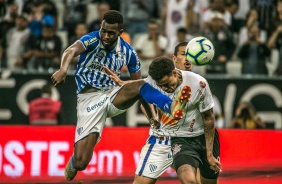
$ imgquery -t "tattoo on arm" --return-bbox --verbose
[202,109,215,156]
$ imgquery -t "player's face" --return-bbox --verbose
[100,20,122,50]
[156,70,180,93]
[173,45,192,71]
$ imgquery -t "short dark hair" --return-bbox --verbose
[177,27,187,34]
[174,42,188,56]
[103,10,123,25]
[149,56,175,81]
[41,83,52,95]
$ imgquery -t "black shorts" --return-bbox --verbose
[171,129,220,179]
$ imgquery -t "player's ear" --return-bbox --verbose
[172,69,177,76]
[172,55,176,62]
[119,29,124,35]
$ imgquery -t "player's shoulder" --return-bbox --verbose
[119,37,138,60]
[182,70,205,79]
[80,31,100,45]
[119,36,134,51]
[83,31,99,38]
[181,70,208,84]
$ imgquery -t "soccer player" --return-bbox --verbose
[147,57,221,184]
[51,10,184,181]
[134,42,192,184]
[108,42,220,184]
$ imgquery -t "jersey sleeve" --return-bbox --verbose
[199,79,214,113]
[79,32,99,50]
[127,49,141,73]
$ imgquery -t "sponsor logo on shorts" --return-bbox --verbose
[77,127,83,135]
[149,164,157,172]
[168,153,172,158]
[172,144,182,155]
[86,97,109,112]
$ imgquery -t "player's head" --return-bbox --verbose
[173,42,192,71]
[149,56,180,93]
[176,27,187,42]
[100,10,124,50]
[41,83,52,96]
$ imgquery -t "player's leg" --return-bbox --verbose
[196,168,201,184]
[171,137,202,183]
[133,174,156,184]
[65,133,99,180]
[199,177,218,184]
[174,157,198,183]
[65,92,108,181]
[111,80,172,112]
[104,66,186,117]
[134,136,173,184]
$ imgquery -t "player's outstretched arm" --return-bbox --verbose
[51,41,85,86]
[140,103,160,129]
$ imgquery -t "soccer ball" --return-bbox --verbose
[185,37,215,66]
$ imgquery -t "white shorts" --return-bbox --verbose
[135,135,173,179]
[75,87,126,143]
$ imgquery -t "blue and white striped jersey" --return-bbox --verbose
[74,31,141,94]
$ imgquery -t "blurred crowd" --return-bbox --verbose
[0,0,281,76]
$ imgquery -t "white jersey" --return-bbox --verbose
[146,70,214,137]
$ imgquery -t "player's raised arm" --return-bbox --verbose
[51,40,86,86]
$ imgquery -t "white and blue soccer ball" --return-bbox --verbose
[185,36,215,66]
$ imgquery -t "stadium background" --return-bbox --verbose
[0,0,282,183]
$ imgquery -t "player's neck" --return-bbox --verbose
[105,40,118,51]
[176,70,183,87]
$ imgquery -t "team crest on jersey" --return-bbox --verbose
[199,81,206,88]
[116,51,124,62]
[96,50,106,60]
[172,144,182,155]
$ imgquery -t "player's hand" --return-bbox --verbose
[103,66,128,86]
[207,155,222,173]
[149,118,160,129]
[51,69,67,87]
